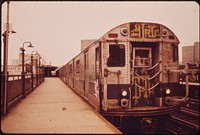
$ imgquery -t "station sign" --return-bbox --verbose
[2,65,35,75]
[130,23,160,39]
[6,65,22,75]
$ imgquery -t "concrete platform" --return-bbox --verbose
[1,78,121,134]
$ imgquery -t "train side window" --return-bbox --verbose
[69,64,73,74]
[172,45,178,62]
[85,52,89,70]
[107,44,125,67]
[76,60,80,73]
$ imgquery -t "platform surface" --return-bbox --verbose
[1,78,121,134]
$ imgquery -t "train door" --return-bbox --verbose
[84,51,89,99]
[102,42,130,111]
[73,60,75,88]
[132,47,153,106]
[95,44,102,109]
[69,63,74,88]
[95,47,100,82]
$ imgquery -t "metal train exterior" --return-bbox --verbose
[179,64,200,104]
[59,22,181,122]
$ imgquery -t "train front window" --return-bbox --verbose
[107,44,125,67]
[134,48,151,67]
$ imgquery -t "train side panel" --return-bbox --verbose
[84,43,101,110]
[68,60,74,88]
[74,53,85,96]
[63,42,101,111]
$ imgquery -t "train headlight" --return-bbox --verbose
[162,29,168,37]
[121,27,128,36]
[165,88,171,95]
[121,98,129,107]
[121,90,128,97]
[165,96,172,105]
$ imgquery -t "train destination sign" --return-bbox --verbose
[130,23,160,39]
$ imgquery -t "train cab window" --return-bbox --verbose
[172,44,178,62]
[76,60,80,73]
[134,48,151,67]
[107,44,125,67]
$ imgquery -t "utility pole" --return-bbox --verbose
[2,0,16,115]
[3,0,10,115]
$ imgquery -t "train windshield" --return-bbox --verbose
[107,44,125,67]
[134,48,151,67]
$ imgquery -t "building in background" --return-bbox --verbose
[182,41,199,66]
[194,42,200,65]
[12,59,19,65]
[5,53,43,75]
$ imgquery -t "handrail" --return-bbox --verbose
[134,72,147,81]
[148,71,161,80]
[134,61,161,92]
[148,82,159,91]
[135,81,159,91]
[147,61,160,71]
[135,70,160,81]
[135,82,146,91]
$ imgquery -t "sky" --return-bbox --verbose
[1,1,199,67]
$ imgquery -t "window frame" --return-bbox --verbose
[107,44,126,67]
[133,47,152,67]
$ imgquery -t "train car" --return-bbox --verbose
[59,22,182,133]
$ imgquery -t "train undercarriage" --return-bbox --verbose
[101,105,179,134]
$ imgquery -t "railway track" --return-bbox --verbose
[164,100,199,134]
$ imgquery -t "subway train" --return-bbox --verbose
[59,22,188,133]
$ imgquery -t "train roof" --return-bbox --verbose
[59,22,180,69]
[99,22,180,44]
